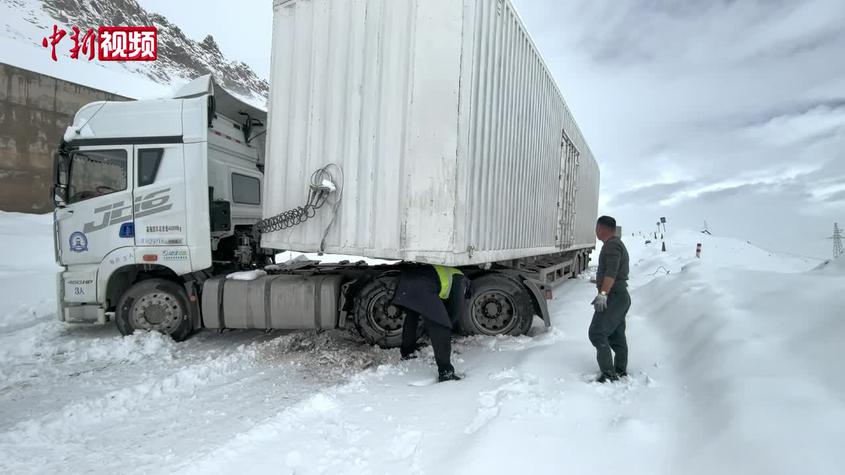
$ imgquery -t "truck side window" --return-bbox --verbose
[67,149,127,204]
[232,173,260,205]
[138,148,164,187]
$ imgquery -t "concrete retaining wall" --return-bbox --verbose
[0,63,130,213]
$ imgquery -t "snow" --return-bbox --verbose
[0,211,60,329]
[813,256,845,274]
[321,179,338,192]
[275,250,398,267]
[0,34,174,99]
[1,211,843,474]
[226,269,267,281]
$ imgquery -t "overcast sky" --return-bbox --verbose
[138,0,845,259]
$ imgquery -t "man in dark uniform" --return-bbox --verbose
[589,216,631,383]
[392,265,470,382]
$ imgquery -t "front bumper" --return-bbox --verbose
[60,304,108,323]
[57,267,106,323]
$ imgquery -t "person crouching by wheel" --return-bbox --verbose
[392,264,472,383]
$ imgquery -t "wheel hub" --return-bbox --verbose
[472,290,516,334]
[367,290,404,336]
[131,292,182,334]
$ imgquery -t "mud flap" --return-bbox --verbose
[183,280,203,330]
[519,277,551,328]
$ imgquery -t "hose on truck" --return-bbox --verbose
[255,164,344,253]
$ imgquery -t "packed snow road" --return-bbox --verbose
[1,212,843,474]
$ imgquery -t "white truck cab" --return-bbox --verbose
[53,76,266,337]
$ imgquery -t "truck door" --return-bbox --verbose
[132,144,188,253]
[556,131,580,249]
[56,146,135,267]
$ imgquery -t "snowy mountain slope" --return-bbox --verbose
[0,211,842,474]
[0,0,268,106]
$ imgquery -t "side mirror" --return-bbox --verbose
[52,184,67,208]
[52,151,70,207]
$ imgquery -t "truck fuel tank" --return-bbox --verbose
[201,274,344,330]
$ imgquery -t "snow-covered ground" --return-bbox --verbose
[0,212,842,474]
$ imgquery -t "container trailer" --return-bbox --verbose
[51,0,600,347]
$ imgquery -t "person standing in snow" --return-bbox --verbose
[589,215,631,383]
[392,265,471,382]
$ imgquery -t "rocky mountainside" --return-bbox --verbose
[2,0,268,104]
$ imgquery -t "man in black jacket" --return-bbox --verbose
[589,215,631,383]
[392,265,470,382]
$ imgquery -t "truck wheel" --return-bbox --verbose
[460,274,534,337]
[116,278,193,342]
[353,276,420,349]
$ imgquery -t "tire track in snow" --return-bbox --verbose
[0,339,261,446]
[0,328,393,474]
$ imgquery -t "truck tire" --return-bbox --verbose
[116,278,193,342]
[460,274,534,337]
[353,276,420,349]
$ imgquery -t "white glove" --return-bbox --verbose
[591,293,608,312]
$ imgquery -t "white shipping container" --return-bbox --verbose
[263,0,599,265]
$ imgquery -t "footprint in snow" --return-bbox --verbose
[580,372,657,403]
[464,372,538,434]
[389,430,422,460]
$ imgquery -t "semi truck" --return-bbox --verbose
[51,0,600,347]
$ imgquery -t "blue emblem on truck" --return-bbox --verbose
[69,232,88,252]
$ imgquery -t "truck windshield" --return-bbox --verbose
[67,149,128,204]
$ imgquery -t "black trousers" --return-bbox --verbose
[588,286,631,376]
[401,309,454,374]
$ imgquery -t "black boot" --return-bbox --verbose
[438,370,462,383]
[596,372,619,383]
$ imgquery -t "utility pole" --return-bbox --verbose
[831,223,843,259]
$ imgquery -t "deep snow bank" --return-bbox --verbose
[627,231,843,475]
[0,212,59,328]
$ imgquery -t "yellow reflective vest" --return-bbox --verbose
[433,265,464,300]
